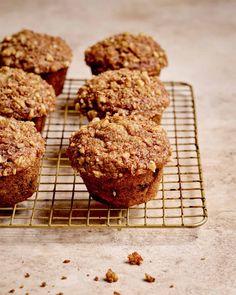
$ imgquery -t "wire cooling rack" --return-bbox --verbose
[0,79,207,228]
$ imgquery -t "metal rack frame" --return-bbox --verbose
[0,79,207,228]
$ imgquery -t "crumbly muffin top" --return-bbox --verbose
[85,32,168,75]
[0,29,72,73]
[0,67,56,120]
[75,69,170,120]
[67,114,171,179]
[0,116,45,177]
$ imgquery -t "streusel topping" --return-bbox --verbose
[0,29,72,73]
[0,67,56,120]
[75,69,170,121]
[85,32,168,75]
[67,114,171,179]
[0,116,45,177]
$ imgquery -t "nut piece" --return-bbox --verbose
[105,268,118,283]
[144,273,155,283]
[127,251,143,265]
[137,79,145,87]
[0,155,7,164]
[148,160,156,172]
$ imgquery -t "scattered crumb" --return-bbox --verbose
[40,282,47,288]
[19,285,24,289]
[128,251,143,265]
[24,273,30,278]
[25,293,29,295]
[105,268,118,283]
[8,290,15,294]
[201,257,206,261]
[114,292,122,295]
[94,276,99,281]
[61,276,67,280]
[144,273,155,283]
[63,259,70,264]
[86,274,90,277]
[56,293,64,295]
[169,284,174,288]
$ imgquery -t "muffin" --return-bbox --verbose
[0,116,45,207]
[75,69,170,124]
[0,29,72,95]
[67,114,171,208]
[85,32,168,76]
[0,66,56,132]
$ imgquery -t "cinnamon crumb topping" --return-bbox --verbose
[67,114,171,179]
[0,117,45,177]
[75,69,169,121]
[85,32,167,76]
[144,273,156,283]
[128,252,143,265]
[0,67,55,120]
[105,268,118,283]
[0,29,72,73]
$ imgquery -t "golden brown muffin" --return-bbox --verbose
[0,116,45,207]
[0,66,56,132]
[75,69,170,124]
[67,114,171,208]
[85,32,168,76]
[0,29,72,95]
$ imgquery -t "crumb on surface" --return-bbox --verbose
[63,259,70,264]
[144,273,155,283]
[8,290,15,294]
[94,276,99,281]
[61,276,67,280]
[201,257,206,261]
[40,282,46,288]
[127,251,143,265]
[105,268,118,283]
[24,273,30,278]
[169,284,174,288]
[114,291,122,295]
[19,285,24,289]
[56,293,64,295]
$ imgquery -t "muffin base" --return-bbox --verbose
[32,116,46,133]
[40,67,68,96]
[82,168,163,208]
[0,159,41,207]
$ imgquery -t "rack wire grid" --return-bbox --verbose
[0,78,207,228]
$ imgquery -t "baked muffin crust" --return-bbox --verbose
[0,29,72,73]
[0,116,45,177]
[67,114,171,179]
[0,67,56,120]
[85,32,168,76]
[75,69,170,121]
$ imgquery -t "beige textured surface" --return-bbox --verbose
[0,0,236,294]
